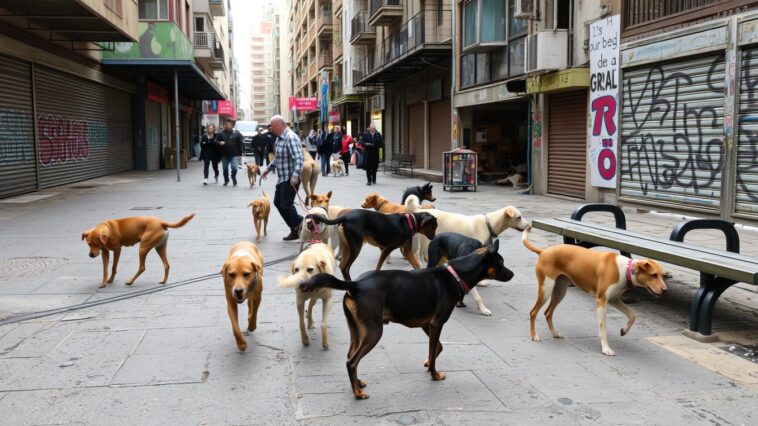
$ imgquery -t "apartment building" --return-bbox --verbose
[251,2,283,124]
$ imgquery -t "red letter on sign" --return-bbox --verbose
[591,95,617,136]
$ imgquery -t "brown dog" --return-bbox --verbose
[363,192,434,213]
[309,191,332,209]
[301,148,320,206]
[248,191,271,242]
[82,214,194,287]
[221,241,264,351]
[522,227,668,356]
[246,162,261,188]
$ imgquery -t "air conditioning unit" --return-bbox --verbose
[525,30,568,73]
[514,0,534,19]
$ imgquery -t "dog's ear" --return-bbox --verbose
[81,230,89,241]
[289,261,296,275]
[318,260,327,273]
[504,206,517,218]
[637,260,654,274]
[491,239,500,253]
[327,190,332,199]
[98,233,108,246]
[419,214,436,228]
[220,262,228,276]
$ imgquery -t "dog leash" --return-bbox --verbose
[443,263,472,294]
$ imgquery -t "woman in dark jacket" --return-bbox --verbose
[362,124,384,185]
[200,124,220,185]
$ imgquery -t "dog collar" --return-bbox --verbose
[483,215,498,240]
[625,259,635,290]
[405,213,417,233]
[445,264,472,294]
[375,199,387,210]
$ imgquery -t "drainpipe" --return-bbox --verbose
[450,1,457,149]
[521,96,532,195]
[174,70,181,182]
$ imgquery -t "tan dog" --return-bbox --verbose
[522,227,668,356]
[299,190,332,251]
[309,191,332,209]
[363,192,435,214]
[278,242,336,348]
[221,241,264,351]
[247,191,271,242]
[82,214,194,288]
[246,162,261,188]
[301,148,320,206]
[331,158,345,176]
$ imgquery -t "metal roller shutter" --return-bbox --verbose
[408,102,425,167]
[0,55,37,198]
[428,98,450,171]
[548,91,587,198]
[35,66,133,188]
[620,54,724,212]
[736,48,758,219]
[146,100,162,171]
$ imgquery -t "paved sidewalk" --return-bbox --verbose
[0,161,756,425]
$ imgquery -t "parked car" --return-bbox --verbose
[235,120,258,156]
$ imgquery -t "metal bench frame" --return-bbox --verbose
[383,153,415,178]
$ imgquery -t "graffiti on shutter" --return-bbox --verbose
[620,54,725,212]
[736,48,758,218]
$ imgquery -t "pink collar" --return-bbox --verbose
[405,213,417,233]
[625,259,635,290]
[446,265,472,294]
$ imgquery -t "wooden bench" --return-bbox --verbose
[383,153,415,178]
[531,203,758,342]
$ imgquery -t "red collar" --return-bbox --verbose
[405,213,417,233]
[625,259,635,290]
[446,264,472,294]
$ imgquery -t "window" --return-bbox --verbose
[463,1,477,48]
[461,54,475,87]
[480,0,506,43]
[508,37,525,75]
[509,0,527,37]
[139,0,168,20]
[491,47,508,79]
[476,54,489,84]
[195,16,205,32]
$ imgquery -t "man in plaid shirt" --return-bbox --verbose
[262,115,304,241]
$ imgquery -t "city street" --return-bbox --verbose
[0,162,756,425]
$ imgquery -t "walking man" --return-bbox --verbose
[251,127,268,166]
[362,123,383,185]
[261,115,304,241]
[200,124,220,185]
[218,118,245,186]
[317,127,332,176]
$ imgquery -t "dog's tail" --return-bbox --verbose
[163,213,195,229]
[521,225,542,254]
[278,270,310,289]
[300,273,356,292]
[262,190,269,200]
[308,214,345,226]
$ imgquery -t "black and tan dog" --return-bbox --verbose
[427,232,495,316]
[401,182,436,205]
[300,240,513,399]
[308,210,437,281]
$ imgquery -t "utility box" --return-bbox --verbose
[443,149,477,192]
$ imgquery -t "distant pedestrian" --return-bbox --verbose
[251,127,268,166]
[265,126,276,168]
[339,126,353,176]
[217,118,245,186]
[305,129,318,159]
[331,125,343,162]
[261,115,304,241]
[317,127,332,176]
[200,124,220,185]
[362,123,383,185]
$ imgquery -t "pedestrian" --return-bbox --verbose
[265,126,276,168]
[251,127,268,166]
[305,129,318,159]
[354,133,365,169]
[200,123,220,185]
[217,118,245,186]
[331,125,343,163]
[339,126,352,176]
[261,115,304,241]
[317,127,332,176]
[362,123,383,185]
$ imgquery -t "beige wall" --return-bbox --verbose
[80,0,140,41]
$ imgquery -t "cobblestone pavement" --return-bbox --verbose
[0,161,756,425]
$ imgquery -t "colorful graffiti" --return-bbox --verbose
[532,111,542,152]
[0,108,35,166]
[102,22,193,61]
[37,114,110,166]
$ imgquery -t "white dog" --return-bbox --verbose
[298,206,332,251]
[278,242,337,348]
[331,158,345,176]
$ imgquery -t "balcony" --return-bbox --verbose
[209,0,226,17]
[350,11,376,45]
[194,31,226,71]
[317,4,333,36]
[308,59,318,78]
[355,9,451,85]
[368,0,403,27]
[333,0,343,16]
[334,32,343,61]
[318,48,333,70]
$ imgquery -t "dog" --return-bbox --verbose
[406,197,529,263]
[401,182,436,205]
[247,191,271,242]
[221,241,264,351]
[331,158,345,176]
[427,232,495,316]
[301,148,320,206]
[326,205,351,258]
[82,214,194,288]
[522,227,668,356]
[245,162,261,188]
[299,206,331,251]
[278,242,337,349]
[308,210,437,281]
[300,240,513,399]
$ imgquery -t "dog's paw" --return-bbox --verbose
[302,337,310,346]
[159,280,167,285]
[354,391,369,400]
[552,332,564,339]
[357,379,367,388]
[424,359,429,367]
[125,280,134,286]
[601,347,616,356]
[237,342,247,352]
[322,342,329,350]
[531,335,541,342]
[480,307,493,316]
[620,327,631,336]
[98,282,107,288]
[432,372,446,381]
[106,277,115,284]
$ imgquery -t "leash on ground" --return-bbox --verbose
[0,253,298,326]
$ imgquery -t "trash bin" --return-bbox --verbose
[443,148,477,192]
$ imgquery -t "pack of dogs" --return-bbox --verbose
[82,180,670,399]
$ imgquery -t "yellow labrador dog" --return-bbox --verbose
[278,242,337,349]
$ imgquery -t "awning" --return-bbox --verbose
[332,94,366,106]
[526,68,590,94]
[102,59,226,100]
[0,0,137,42]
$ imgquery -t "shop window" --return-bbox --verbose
[139,0,168,20]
